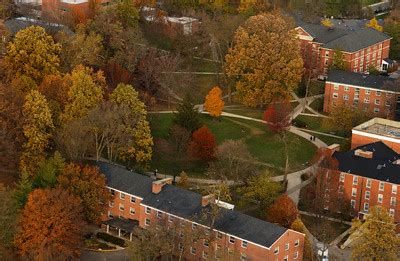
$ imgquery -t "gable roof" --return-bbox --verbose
[96,161,289,248]
[327,70,397,92]
[297,19,391,52]
[4,17,74,36]
[333,141,400,184]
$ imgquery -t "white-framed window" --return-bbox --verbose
[192,223,198,230]
[378,194,383,203]
[168,215,173,223]
[229,236,235,244]
[376,91,381,96]
[334,84,339,90]
[351,199,356,209]
[274,247,279,255]
[375,99,380,105]
[242,241,248,248]
[364,97,370,103]
[130,196,136,203]
[157,211,162,219]
[344,86,349,91]
[285,243,290,251]
[216,232,222,239]
[333,93,338,99]
[364,202,369,212]
[366,179,371,188]
[391,197,396,206]
[110,189,115,196]
[340,173,345,182]
[284,255,289,261]
[108,211,113,218]
[204,240,209,248]
[353,176,358,185]
[374,108,380,113]
[344,94,349,100]
[392,185,397,194]
[295,239,300,247]
[202,251,208,259]
[365,89,371,95]
[145,207,151,214]
[365,191,370,200]
[145,218,150,226]
[190,247,196,255]
[178,242,183,251]
[119,203,125,211]
[120,193,125,200]
[129,207,135,215]
[389,209,395,217]
[386,100,391,107]
[109,201,114,207]
[294,251,299,259]
[352,188,357,197]
[379,182,385,191]
[240,253,248,261]
[228,249,234,256]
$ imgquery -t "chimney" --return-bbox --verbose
[355,149,373,159]
[201,194,215,207]
[326,144,340,155]
[152,178,173,194]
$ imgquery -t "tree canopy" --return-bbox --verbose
[204,86,225,117]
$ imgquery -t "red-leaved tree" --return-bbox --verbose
[263,98,292,182]
[266,194,298,228]
[189,126,216,161]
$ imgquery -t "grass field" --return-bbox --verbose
[149,113,316,177]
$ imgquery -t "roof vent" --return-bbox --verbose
[355,149,373,159]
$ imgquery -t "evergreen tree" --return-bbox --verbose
[173,96,202,133]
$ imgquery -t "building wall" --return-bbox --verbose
[102,188,143,221]
[351,132,400,154]
[323,81,398,119]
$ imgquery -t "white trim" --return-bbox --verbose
[352,129,400,144]
[326,81,399,95]
[106,186,144,200]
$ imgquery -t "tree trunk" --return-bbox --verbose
[282,133,289,185]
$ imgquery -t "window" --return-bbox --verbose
[285,243,289,251]
[333,93,338,99]
[325,51,330,57]
[344,94,349,100]
[109,201,114,207]
[376,90,381,96]
[375,99,380,105]
[366,179,371,188]
[119,204,125,211]
[110,189,115,196]
[179,231,184,238]
[378,194,383,203]
[129,207,135,215]
[295,239,300,247]
[392,185,397,194]
[352,188,357,197]
[168,215,173,223]
[334,84,339,90]
[130,196,136,203]
[364,97,370,103]
[340,173,345,182]
[108,211,113,218]
[145,207,151,214]
[351,200,356,209]
[374,108,380,113]
[157,211,162,219]
[379,182,385,191]
[294,251,299,259]
[192,223,198,230]
[365,89,371,95]
[145,218,150,226]
[391,197,396,206]
[390,209,395,217]
[355,88,360,93]
[344,86,349,91]
[229,236,235,244]
[274,247,279,255]
[216,232,223,239]
[202,251,208,259]
[339,185,344,193]
[204,240,209,248]
[240,253,247,261]
[242,241,248,248]
[365,191,370,200]
[120,193,125,200]
[284,256,289,261]
[178,243,183,251]
[364,203,369,212]
[353,176,358,185]
[190,247,196,255]
[386,100,391,107]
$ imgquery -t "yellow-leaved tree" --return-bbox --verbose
[20,90,54,176]
[366,17,383,32]
[110,83,153,164]
[4,26,61,84]
[225,12,303,107]
[60,65,105,122]
[321,18,333,28]
[204,86,224,117]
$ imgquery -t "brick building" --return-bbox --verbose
[295,19,391,78]
[352,117,400,153]
[98,162,305,260]
[323,70,399,119]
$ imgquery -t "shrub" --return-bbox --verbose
[292,118,307,128]
[96,232,127,247]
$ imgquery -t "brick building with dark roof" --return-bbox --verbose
[97,161,305,260]
[323,70,399,119]
[295,19,392,77]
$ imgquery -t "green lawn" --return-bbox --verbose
[149,113,316,177]
[223,102,300,120]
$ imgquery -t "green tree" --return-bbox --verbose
[331,48,347,70]
[61,65,104,122]
[225,12,303,107]
[117,0,139,28]
[0,184,19,255]
[0,0,16,19]
[13,172,33,208]
[324,104,369,136]
[4,26,61,83]
[20,90,54,176]
[351,206,400,260]
[33,152,65,189]
[173,96,202,133]
[110,83,153,164]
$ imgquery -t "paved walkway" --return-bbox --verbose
[80,249,128,261]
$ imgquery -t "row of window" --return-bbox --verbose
[333,85,387,97]
[340,174,398,194]
[274,241,300,256]
[351,188,397,205]
[110,189,137,203]
[353,201,396,216]
[333,93,388,106]
[187,246,251,260]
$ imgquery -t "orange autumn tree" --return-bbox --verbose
[266,194,298,227]
[14,188,86,260]
[189,126,216,161]
[57,163,110,224]
[204,86,225,118]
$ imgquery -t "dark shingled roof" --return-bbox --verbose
[103,217,139,232]
[97,161,153,198]
[97,161,288,248]
[333,141,400,184]
[298,20,391,52]
[327,70,397,92]
[4,17,74,36]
